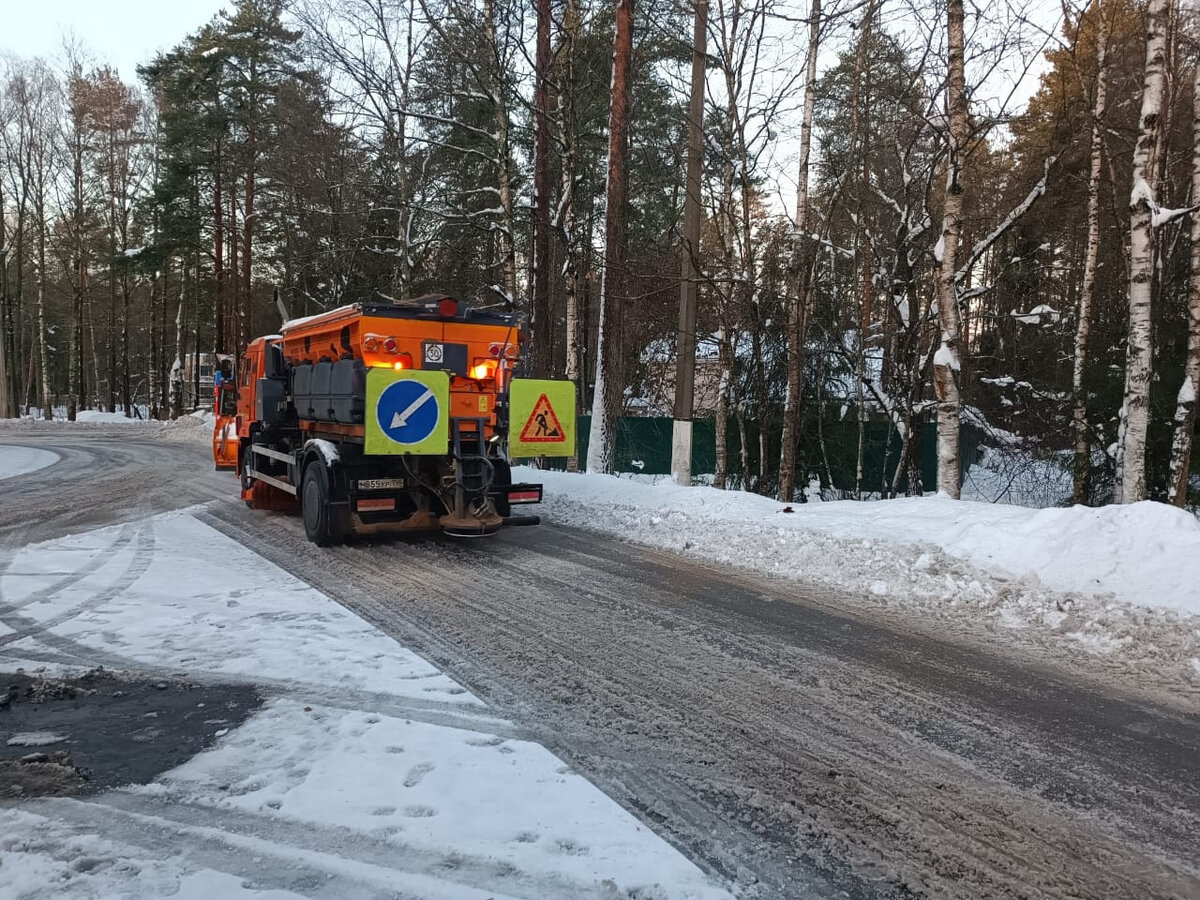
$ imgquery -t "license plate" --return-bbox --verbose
[357,478,405,490]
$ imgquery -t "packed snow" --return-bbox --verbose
[0,512,731,900]
[17,409,153,426]
[520,467,1200,688]
[0,446,59,480]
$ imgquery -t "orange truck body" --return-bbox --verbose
[215,294,548,543]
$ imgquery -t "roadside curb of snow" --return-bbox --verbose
[532,486,1200,709]
[1,412,213,443]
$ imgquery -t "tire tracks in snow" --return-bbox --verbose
[0,521,157,668]
[205,502,1200,900]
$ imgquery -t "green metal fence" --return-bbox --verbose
[541,415,978,495]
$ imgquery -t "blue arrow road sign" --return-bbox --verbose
[376,378,440,446]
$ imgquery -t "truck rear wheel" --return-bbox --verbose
[302,461,348,546]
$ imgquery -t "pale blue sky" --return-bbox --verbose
[2,1,229,82]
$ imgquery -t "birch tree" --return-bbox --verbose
[1116,0,1169,504]
[931,0,968,498]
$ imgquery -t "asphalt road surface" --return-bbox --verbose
[3,426,1199,900]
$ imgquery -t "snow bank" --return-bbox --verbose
[17,409,153,425]
[522,468,1200,683]
[75,410,146,425]
[0,445,59,480]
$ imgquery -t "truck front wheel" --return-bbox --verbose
[302,461,348,546]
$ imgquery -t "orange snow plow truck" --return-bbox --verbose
[211,294,576,544]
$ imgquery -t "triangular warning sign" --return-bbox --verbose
[519,393,566,443]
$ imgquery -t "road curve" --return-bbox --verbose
[4,425,1200,899]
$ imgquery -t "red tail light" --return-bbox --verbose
[438,298,458,318]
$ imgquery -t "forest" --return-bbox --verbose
[1,0,1197,508]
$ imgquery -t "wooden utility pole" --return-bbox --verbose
[671,0,708,486]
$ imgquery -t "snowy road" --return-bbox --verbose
[3,427,1200,899]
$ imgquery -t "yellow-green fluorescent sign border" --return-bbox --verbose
[365,368,450,455]
[509,378,576,458]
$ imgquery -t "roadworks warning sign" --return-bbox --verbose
[508,378,576,458]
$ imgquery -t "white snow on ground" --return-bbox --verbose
[139,700,707,893]
[0,809,311,900]
[1,514,472,703]
[0,446,59,481]
[0,512,731,900]
[522,467,1200,685]
[74,410,149,425]
[18,409,153,425]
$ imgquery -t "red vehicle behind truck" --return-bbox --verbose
[211,293,575,544]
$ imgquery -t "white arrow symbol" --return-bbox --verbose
[390,387,435,429]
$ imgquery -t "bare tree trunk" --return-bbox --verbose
[121,275,131,416]
[558,0,581,389]
[69,73,86,422]
[171,286,184,420]
[243,75,257,356]
[88,306,101,410]
[1168,56,1200,506]
[671,0,707,485]
[0,317,8,418]
[736,404,750,490]
[714,332,732,489]
[1073,2,1109,506]
[778,0,820,502]
[215,135,226,355]
[0,166,10,418]
[35,228,51,420]
[530,0,553,377]
[149,273,159,419]
[1117,0,1169,504]
[932,0,968,498]
[585,0,633,474]
[229,197,240,352]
